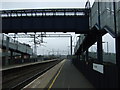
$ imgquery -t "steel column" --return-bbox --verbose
[21,54,24,63]
[10,51,13,60]
[97,1,103,63]
[114,1,119,87]
[70,36,72,55]
[86,49,88,62]
[97,34,103,63]
[116,36,120,88]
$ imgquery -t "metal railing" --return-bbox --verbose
[0,34,33,55]
[1,8,90,17]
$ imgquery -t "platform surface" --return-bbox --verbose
[23,59,94,89]
[49,59,94,88]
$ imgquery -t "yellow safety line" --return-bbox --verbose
[48,60,65,90]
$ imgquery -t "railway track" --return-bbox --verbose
[2,59,61,89]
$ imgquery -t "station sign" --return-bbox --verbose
[93,63,104,74]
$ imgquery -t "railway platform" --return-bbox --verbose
[23,59,94,89]
[1,59,56,71]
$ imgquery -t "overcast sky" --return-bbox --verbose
[1,0,94,10]
[1,0,116,55]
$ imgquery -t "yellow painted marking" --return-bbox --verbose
[48,60,65,90]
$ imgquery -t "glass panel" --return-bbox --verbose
[88,42,97,60]
[102,33,116,64]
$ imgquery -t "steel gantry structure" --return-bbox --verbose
[1,8,89,17]
[8,33,73,55]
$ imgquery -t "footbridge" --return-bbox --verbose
[1,8,89,33]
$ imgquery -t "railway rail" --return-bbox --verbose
[1,59,62,89]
